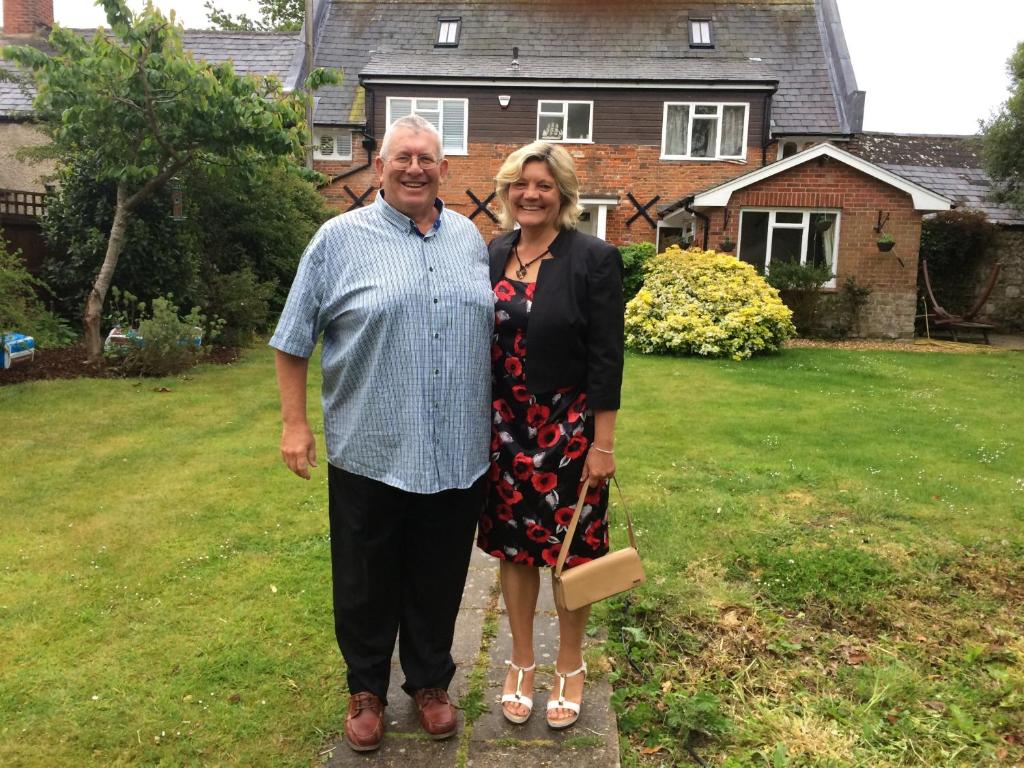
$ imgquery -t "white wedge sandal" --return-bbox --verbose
[500,660,536,724]
[546,662,587,729]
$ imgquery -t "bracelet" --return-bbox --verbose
[591,445,614,455]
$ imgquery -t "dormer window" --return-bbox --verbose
[689,18,713,48]
[436,18,461,47]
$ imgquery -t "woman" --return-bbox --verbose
[477,142,624,729]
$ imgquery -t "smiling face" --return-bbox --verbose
[374,126,448,221]
[508,159,562,233]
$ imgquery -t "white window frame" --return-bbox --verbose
[436,18,461,46]
[737,208,841,288]
[660,102,749,161]
[313,129,353,161]
[536,100,594,143]
[689,19,713,47]
[386,97,469,156]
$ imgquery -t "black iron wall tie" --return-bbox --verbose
[466,189,498,223]
[343,185,375,211]
[626,192,660,228]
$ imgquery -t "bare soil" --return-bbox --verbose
[0,343,243,387]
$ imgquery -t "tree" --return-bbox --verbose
[3,0,337,362]
[204,0,304,32]
[983,40,1024,211]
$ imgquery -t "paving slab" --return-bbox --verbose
[468,576,620,768]
[322,547,497,766]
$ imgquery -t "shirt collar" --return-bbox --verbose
[375,191,445,238]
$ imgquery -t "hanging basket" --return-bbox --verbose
[877,240,895,252]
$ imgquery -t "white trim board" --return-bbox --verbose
[692,142,952,211]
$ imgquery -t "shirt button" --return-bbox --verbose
[433,298,439,304]
[428,266,434,272]
[433,332,439,339]
[434,369,440,375]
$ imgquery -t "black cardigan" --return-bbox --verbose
[489,228,624,411]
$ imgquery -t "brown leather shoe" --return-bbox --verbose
[345,692,384,752]
[413,688,458,739]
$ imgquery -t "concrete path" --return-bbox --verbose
[321,547,620,768]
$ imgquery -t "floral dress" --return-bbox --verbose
[477,277,609,569]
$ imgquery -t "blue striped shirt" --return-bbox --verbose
[270,192,493,493]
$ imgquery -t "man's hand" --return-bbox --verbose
[281,421,318,479]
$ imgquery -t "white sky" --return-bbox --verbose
[31,0,1024,136]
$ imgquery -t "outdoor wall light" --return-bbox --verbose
[498,95,511,109]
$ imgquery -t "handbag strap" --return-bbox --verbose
[554,476,638,578]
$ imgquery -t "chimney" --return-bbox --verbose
[2,0,54,36]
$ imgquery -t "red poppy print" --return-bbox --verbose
[554,506,575,527]
[476,276,608,569]
[537,423,561,448]
[497,481,523,505]
[526,523,551,543]
[512,452,534,481]
[541,544,561,567]
[511,384,531,403]
[493,398,514,423]
[564,434,588,459]
[567,393,587,423]
[526,403,550,428]
[513,329,527,356]
[494,280,515,302]
[531,471,558,493]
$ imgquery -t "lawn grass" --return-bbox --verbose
[605,348,1024,767]
[1,345,1022,767]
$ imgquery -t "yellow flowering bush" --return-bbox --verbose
[624,246,795,360]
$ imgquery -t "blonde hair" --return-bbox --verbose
[494,141,582,231]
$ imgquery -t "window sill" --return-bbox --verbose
[660,155,747,162]
[538,139,594,145]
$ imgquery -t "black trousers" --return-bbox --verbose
[327,464,482,705]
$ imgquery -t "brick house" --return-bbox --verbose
[308,0,954,337]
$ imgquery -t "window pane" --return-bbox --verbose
[691,20,710,44]
[539,102,562,113]
[540,115,564,140]
[739,212,769,271]
[416,110,441,131]
[771,227,803,265]
[775,211,803,224]
[566,103,591,139]
[695,104,717,115]
[439,21,458,44]
[664,104,689,156]
[721,105,745,156]
[389,98,412,122]
[441,99,465,152]
[691,117,716,157]
[319,135,334,156]
[808,213,837,271]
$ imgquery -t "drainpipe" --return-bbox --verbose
[683,196,710,251]
[761,92,773,167]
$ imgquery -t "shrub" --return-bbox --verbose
[105,295,206,377]
[765,261,834,335]
[0,239,76,348]
[202,267,276,347]
[618,241,656,302]
[919,210,997,315]
[821,277,872,339]
[624,246,795,360]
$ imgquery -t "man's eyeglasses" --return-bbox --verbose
[387,154,440,170]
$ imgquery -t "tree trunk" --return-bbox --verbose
[83,182,132,364]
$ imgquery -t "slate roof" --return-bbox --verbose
[852,132,1024,227]
[361,53,779,84]
[313,0,859,134]
[1,29,302,119]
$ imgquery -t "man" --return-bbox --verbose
[270,114,492,752]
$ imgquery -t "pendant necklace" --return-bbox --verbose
[513,243,551,279]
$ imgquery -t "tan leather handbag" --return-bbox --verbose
[552,478,645,612]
